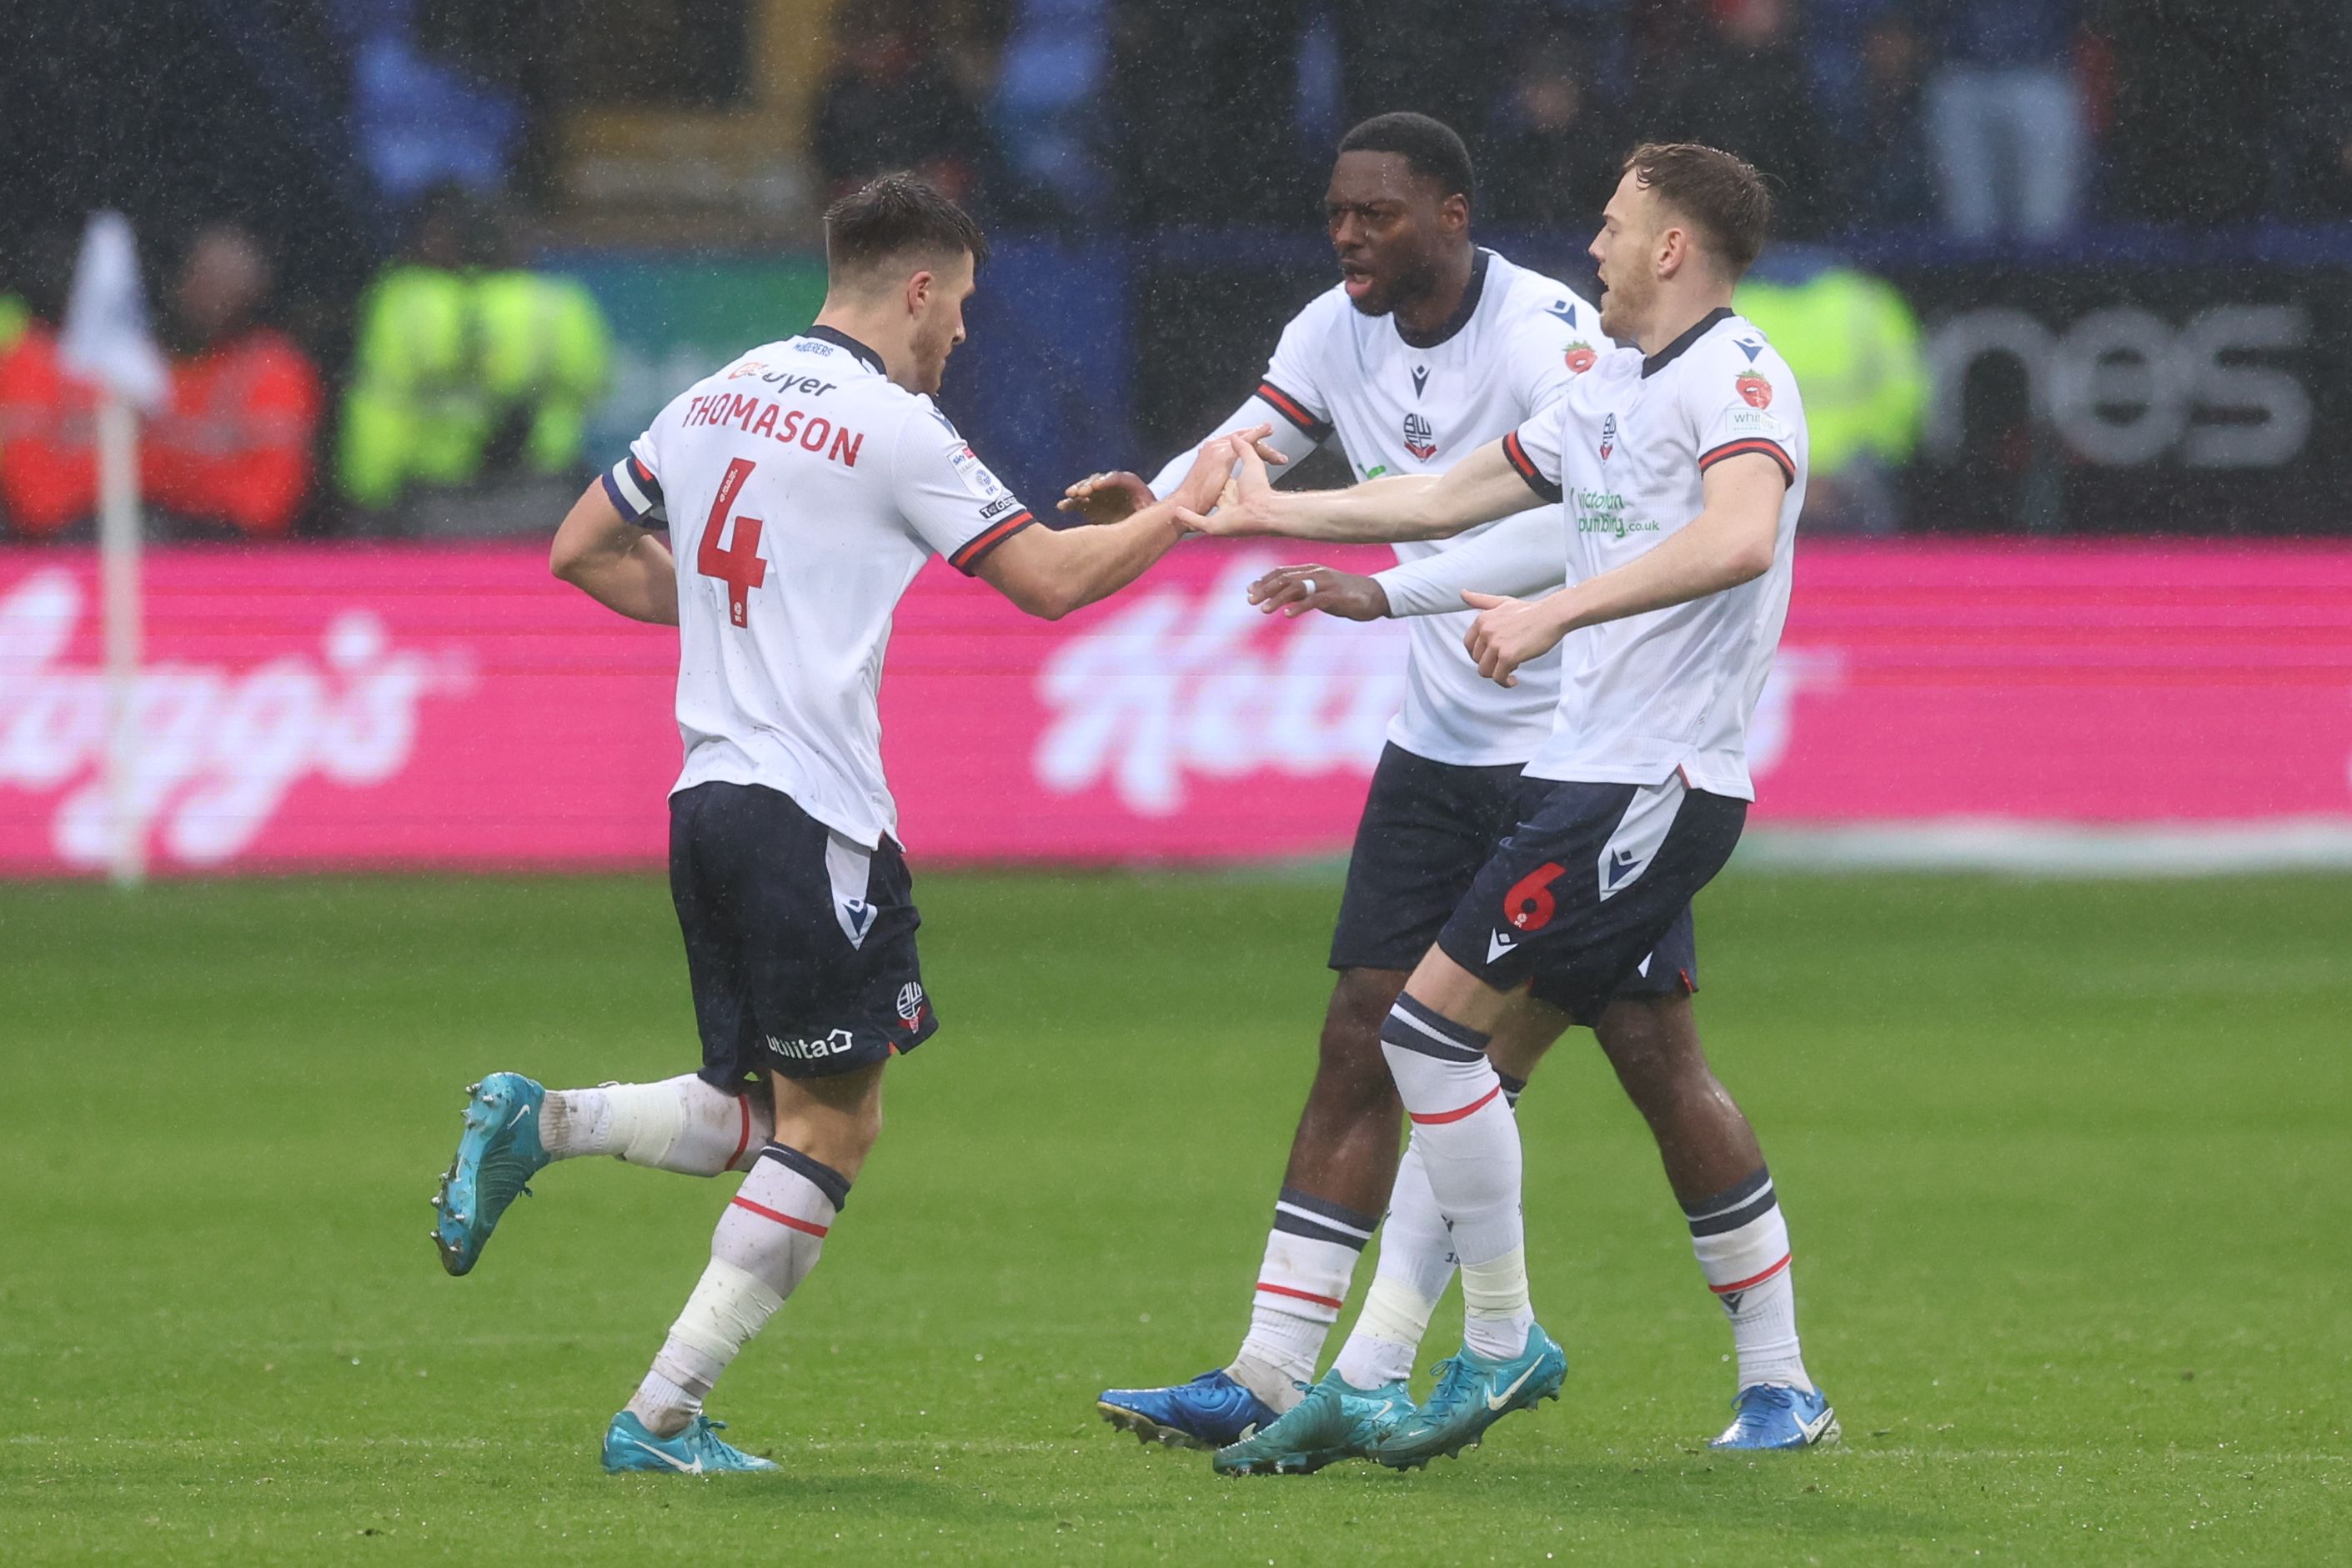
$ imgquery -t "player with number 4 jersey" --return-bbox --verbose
[425,175,1261,1474]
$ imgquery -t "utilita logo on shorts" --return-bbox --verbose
[1034,554,1408,815]
[0,568,468,869]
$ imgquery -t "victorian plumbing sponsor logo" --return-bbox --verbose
[0,569,469,867]
[1030,552,1844,816]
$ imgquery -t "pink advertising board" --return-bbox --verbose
[2,539,2349,878]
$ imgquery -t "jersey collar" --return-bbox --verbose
[1641,306,1735,378]
[804,323,887,377]
[1396,248,1491,352]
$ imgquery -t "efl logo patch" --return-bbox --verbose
[1565,341,1597,374]
[1598,413,1617,461]
[1736,370,1773,408]
[1402,411,1437,462]
[946,441,1007,501]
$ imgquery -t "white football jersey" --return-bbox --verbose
[1151,249,1603,767]
[1505,308,1808,800]
[604,327,1036,849]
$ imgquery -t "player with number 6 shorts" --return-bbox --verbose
[1183,143,1838,1473]
[1071,116,1833,1462]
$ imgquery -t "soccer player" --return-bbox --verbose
[1190,143,1838,1471]
[427,174,1260,1475]
[1074,114,1807,1453]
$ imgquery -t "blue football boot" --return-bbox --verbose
[1211,1370,1417,1476]
[1710,1383,1841,1450]
[601,1410,779,1475]
[1097,1370,1280,1450]
[430,1072,550,1276]
[1368,1323,1567,1470]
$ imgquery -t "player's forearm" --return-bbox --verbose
[1145,398,1320,499]
[1374,509,1566,617]
[1547,505,1773,634]
[1252,474,1460,542]
[553,525,679,624]
[1032,506,1188,619]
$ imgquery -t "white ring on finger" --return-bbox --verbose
[1300,577,1316,596]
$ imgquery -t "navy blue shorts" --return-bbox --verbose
[1436,776,1743,1026]
[1331,744,1696,1006]
[669,782,938,1086]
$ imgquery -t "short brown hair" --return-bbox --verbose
[823,173,989,284]
[1622,143,1773,278]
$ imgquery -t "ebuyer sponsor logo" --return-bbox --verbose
[0,569,465,868]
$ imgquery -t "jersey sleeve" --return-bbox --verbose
[1506,288,1592,421]
[1501,402,1566,506]
[1145,302,1336,498]
[1144,393,1328,499]
[1372,507,1567,618]
[1251,304,1336,446]
[1693,344,1798,488]
[889,403,1037,574]
[600,430,669,527]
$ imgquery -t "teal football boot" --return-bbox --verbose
[1368,1323,1567,1470]
[1211,1370,1417,1476]
[601,1411,779,1474]
[430,1072,550,1276]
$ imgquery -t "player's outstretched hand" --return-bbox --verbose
[1174,436,1284,536]
[1248,564,1389,621]
[1057,469,1152,525]
[1462,589,1571,688]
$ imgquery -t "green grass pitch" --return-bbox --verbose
[3,867,2348,1564]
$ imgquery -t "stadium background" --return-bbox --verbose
[3,3,2349,1564]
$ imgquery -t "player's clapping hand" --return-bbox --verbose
[1174,436,1285,536]
[1056,469,1152,525]
[1462,590,1572,688]
[1248,564,1388,621]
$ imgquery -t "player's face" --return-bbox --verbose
[1324,151,1455,318]
[1590,169,1660,342]
[908,251,975,396]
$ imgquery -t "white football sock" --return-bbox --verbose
[1331,1140,1452,1390]
[543,1074,768,1175]
[624,1143,846,1436]
[1226,1187,1376,1412]
[1685,1166,1813,1392]
[1379,996,1530,1360]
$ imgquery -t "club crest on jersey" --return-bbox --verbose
[1411,365,1429,398]
[1402,411,1437,462]
[1598,413,1617,460]
[1736,369,1773,408]
[1565,341,1597,374]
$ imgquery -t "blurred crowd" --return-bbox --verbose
[827,0,2352,235]
[1,0,2346,542]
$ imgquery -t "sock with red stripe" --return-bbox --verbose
[1378,995,1531,1360]
[1685,1166,1812,1392]
[625,1143,848,1436]
[541,1075,768,1175]
[1226,1187,1376,1412]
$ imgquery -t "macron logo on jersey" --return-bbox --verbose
[1545,300,1580,326]
[1411,365,1430,398]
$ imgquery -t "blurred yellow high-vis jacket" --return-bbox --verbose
[1733,268,1926,478]
[339,266,612,507]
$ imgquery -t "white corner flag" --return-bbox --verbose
[59,212,170,889]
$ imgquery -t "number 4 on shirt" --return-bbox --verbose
[697,456,767,627]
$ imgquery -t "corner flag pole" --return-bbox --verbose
[95,390,145,888]
[59,211,169,889]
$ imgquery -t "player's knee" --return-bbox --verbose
[1594,994,1705,1105]
[1313,969,1406,1106]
